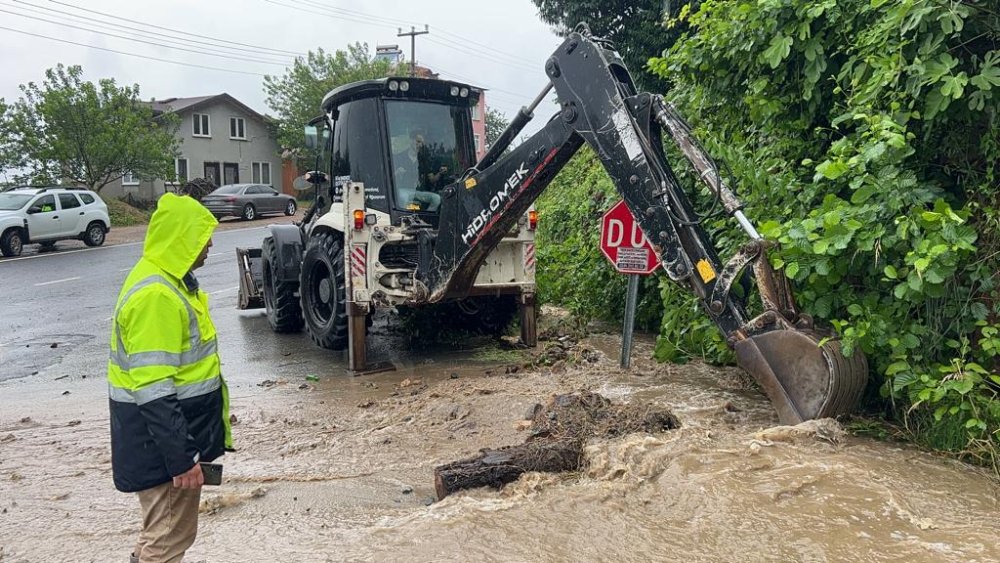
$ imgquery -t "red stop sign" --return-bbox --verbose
[600,200,662,275]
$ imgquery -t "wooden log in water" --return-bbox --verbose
[433,391,680,499]
[434,439,581,500]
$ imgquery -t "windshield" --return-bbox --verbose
[386,100,473,212]
[0,193,33,211]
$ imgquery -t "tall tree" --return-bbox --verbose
[484,107,510,151]
[531,0,692,92]
[263,43,394,161]
[0,64,179,192]
[0,98,14,185]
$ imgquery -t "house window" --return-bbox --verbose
[474,134,482,153]
[174,158,189,184]
[471,104,481,121]
[252,162,272,185]
[193,113,210,137]
[229,117,246,140]
[122,171,139,185]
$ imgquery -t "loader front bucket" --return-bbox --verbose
[236,247,264,310]
[734,329,867,425]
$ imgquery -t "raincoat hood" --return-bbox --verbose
[143,193,218,279]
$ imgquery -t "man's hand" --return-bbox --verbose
[173,463,204,489]
[428,166,449,183]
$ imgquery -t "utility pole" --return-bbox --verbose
[398,25,429,77]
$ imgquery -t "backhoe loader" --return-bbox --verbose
[237,25,868,424]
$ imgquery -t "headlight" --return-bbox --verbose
[388,80,399,91]
[450,86,459,96]
[459,87,469,97]
[399,81,410,92]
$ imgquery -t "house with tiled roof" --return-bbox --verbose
[103,93,283,200]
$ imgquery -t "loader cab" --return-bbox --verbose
[319,77,480,226]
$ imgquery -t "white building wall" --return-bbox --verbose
[103,98,282,201]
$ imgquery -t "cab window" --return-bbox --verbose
[330,98,389,213]
[386,100,473,213]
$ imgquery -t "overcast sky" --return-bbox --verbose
[0,0,562,124]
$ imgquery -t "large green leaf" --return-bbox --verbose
[816,160,849,180]
[762,34,794,69]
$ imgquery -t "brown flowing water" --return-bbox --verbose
[1,331,997,563]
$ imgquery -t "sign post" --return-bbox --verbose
[620,274,640,368]
[600,200,661,368]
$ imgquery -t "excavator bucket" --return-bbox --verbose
[734,329,868,425]
[236,246,264,310]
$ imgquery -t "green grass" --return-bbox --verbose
[847,410,1000,477]
[472,344,525,363]
[106,197,152,227]
[843,417,897,442]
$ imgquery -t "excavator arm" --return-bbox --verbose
[423,28,868,424]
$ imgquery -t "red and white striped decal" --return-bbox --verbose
[524,243,535,273]
[351,245,366,279]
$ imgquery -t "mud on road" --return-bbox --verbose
[1,317,998,563]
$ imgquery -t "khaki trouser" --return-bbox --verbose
[133,481,201,563]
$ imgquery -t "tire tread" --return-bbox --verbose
[300,230,349,350]
[263,237,304,333]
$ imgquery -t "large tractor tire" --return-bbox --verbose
[300,230,349,350]
[261,236,303,333]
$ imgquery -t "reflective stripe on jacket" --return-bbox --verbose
[108,193,230,493]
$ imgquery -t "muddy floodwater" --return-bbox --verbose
[1,324,998,563]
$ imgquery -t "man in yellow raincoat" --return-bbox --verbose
[108,193,231,563]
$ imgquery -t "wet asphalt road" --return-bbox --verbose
[0,225,362,383]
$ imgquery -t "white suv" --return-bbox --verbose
[0,187,112,257]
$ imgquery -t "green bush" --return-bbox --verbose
[653,0,999,461]
[106,197,151,227]
[535,144,736,365]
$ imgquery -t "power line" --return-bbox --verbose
[46,0,306,57]
[10,0,297,62]
[423,36,537,74]
[0,25,267,76]
[268,0,541,75]
[282,0,540,69]
[1,0,551,107]
[292,0,415,28]
[426,34,540,72]
[0,6,293,67]
[262,0,400,33]
[434,27,540,67]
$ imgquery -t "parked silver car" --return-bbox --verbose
[200,184,297,221]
